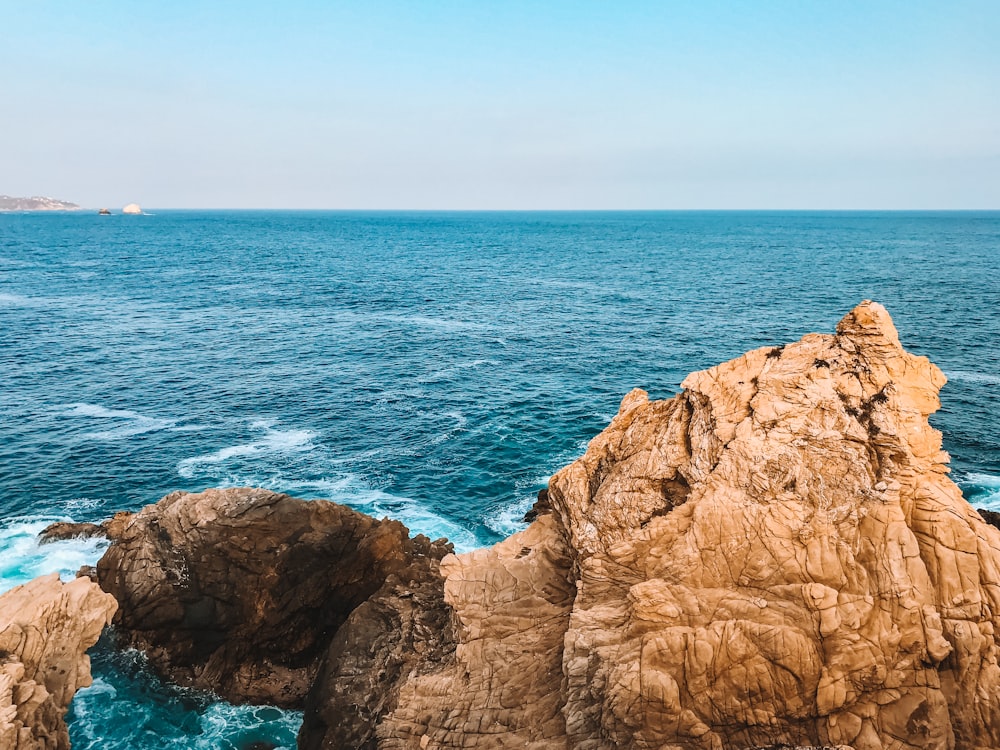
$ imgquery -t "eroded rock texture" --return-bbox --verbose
[349,302,1000,750]
[96,487,451,708]
[0,574,117,750]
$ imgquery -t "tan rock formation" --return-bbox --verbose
[354,301,1000,750]
[0,574,117,750]
[121,203,141,215]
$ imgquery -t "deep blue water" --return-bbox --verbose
[1,210,998,747]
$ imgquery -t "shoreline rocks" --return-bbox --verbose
[80,301,1000,749]
[0,574,117,750]
[320,301,1000,749]
[94,487,453,709]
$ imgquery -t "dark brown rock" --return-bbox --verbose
[38,521,105,543]
[521,487,551,523]
[298,534,455,750]
[978,507,1000,531]
[95,487,444,708]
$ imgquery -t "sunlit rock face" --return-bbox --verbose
[0,574,117,750]
[368,302,1000,750]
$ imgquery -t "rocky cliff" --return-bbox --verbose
[93,301,1000,750]
[318,301,1000,750]
[0,574,117,750]
[95,487,453,708]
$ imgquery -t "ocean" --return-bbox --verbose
[1,210,998,748]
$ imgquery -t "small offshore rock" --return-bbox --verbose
[38,520,106,543]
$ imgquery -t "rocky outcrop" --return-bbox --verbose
[95,487,453,708]
[0,574,117,750]
[88,302,1000,749]
[977,508,1000,533]
[317,301,1000,750]
[300,531,456,749]
[38,522,105,543]
[121,203,141,215]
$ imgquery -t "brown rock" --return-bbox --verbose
[978,508,1000,532]
[0,574,117,749]
[38,521,105,543]
[299,534,456,750]
[522,488,553,523]
[95,487,450,708]
[353,301,1000,749]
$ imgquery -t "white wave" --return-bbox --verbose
[62,402,176,440]
[482,494,537,538]
[966,472,1000,488]
[65,496,106,513]
[961,472,1000,509]
[0,291,43,306]
[0,517,108,595]
[177,421,316,479]
[361,490,480,552]
[946,370,1000,386]
[416,359,495,384]
[70,675,302,750]
[426,410,469,446]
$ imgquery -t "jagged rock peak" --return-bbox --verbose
[368,301,1000,750]
[834,299,901,347]
[0,574,117,750]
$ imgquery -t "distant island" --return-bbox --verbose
[0,195,80,211]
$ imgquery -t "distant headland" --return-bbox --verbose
[0,195,81,211]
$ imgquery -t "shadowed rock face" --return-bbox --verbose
[0,574,117,750]
[359,302,1000,750]
[299,533,457,750]
[96,487,452,708]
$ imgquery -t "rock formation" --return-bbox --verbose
[121,203,141,214]
[95,487,453,708]
[0,574,117,750]
[300,301,1000,750]
[92,301,1000,750]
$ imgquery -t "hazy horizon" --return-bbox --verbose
[4,1,998,209]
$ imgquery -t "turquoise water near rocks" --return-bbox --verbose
[1,210,998,747]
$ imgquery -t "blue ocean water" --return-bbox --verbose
[1,210,998,747]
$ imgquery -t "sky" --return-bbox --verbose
[2,1,998,209]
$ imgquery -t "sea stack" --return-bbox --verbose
[0,574,117,749]
[122,203,142,214]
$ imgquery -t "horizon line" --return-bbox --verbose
[9,207,1000,213]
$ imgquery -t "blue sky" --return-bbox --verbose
[2,1,998,208]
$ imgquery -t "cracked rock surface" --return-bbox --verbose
[362,301,1000,750]
[0,574,117,750]
[96,487,452,708]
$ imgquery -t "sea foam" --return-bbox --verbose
[177,421,316,479]
[63,402,177,440]
[0,516,108,594]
